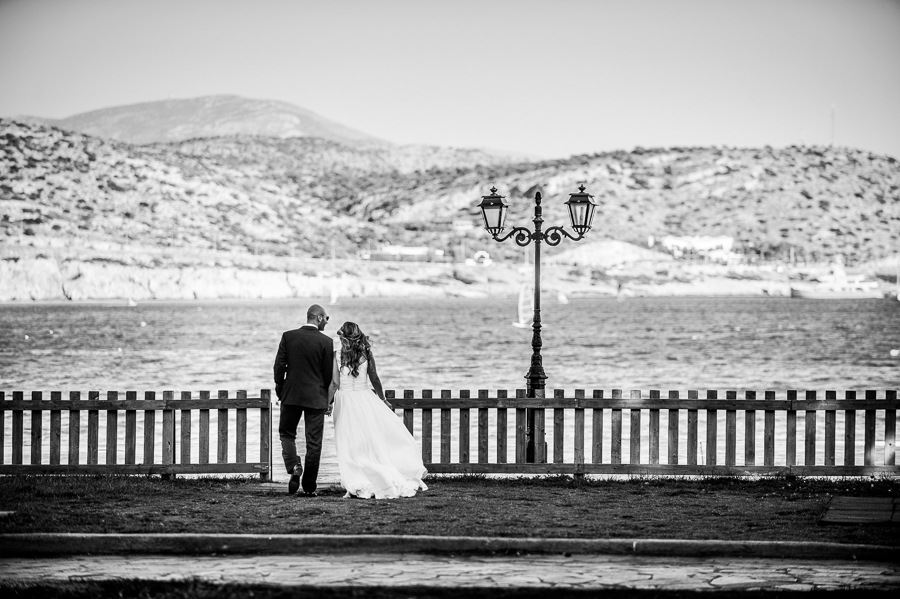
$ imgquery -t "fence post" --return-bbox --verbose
[217,390,229,465]
[804,390,817,466]
[87,391,99,466]
[496,390,507,464]
[440,390,451,464]
[162,390,175,479]
[725,390,736,467]
[478,390,489,464]
[515,389,526,463]
[554,389,565,464]
[864,389,877,466]
[30,391,43,466]
[0,392,4,465]
[125,391,137,465]
[592,390,603,465]
[181,391,192,468]
[11,391,24,465]
[143,391,157,467]
[421,390,433,465]
[611,389,622,465]
[744,390,756,467]
[687,390,698,466]
[842,390,855,466]
[260,389,272,481]
[199,390,210,465]
[887,390,897,467]
[630,390,642,465]
[824,390,836,466]
[667,390,678,466]
[459,390,470,464]
[574,389,585,472]
[763,390,775,467]
[106,391,118,466]
[50,391,62,465]
[235,390,248,465]
[67,391,80,466]
[706,390,718,466]
[649,390,660,465]
[404,390,415,435]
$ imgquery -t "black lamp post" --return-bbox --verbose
[477,185,597,462]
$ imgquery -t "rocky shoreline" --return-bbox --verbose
[5,252,893,302]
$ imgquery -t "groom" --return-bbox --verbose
[274,303,335,496]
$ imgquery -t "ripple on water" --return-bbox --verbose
[0,296,898,391]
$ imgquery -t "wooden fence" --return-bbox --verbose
[387,389,899,477]
[0,390,272,478]
[1,388,897,478]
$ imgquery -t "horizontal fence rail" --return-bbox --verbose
[384,389,899,477]
[0,390,272,478]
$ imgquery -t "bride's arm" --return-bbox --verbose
[326,354,340,415]
[366,354,389,406]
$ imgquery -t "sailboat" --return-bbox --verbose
[329,288,339,306]
[557,290,569,304]
[895,260,899,301]
[512,285,533,329]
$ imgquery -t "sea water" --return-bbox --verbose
[2,297,898,471]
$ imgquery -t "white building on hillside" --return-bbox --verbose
[660,235,737,263]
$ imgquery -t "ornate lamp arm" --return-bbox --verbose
[542,226,589,247]
[491,226,536,247]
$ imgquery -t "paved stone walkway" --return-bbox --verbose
[2,553,899,590]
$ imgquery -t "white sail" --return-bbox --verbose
[329,288,339,305]
[557,291,569,304]
[512,285,533,328]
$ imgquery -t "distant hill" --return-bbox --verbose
[2,117,899,266]
[28,95,388,147]
[0,118,524,259]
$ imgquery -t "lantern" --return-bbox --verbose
[565,185,597,235]
[477,186,509,236]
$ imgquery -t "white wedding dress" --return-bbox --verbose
[333,360,428,499]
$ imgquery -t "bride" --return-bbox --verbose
[328,321,428,499]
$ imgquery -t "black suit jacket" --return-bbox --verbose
[273,326,334,409]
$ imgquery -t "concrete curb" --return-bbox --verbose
[2,534,898,562]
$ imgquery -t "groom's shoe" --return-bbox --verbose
[288,466,302,495]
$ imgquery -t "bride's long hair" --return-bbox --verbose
[337,321,371,377]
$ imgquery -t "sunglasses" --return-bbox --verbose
[319,315,330,322]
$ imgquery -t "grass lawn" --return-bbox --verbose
[1,474,897,546]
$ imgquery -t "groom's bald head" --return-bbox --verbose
[307,304,326,321]
[306,304,329,330]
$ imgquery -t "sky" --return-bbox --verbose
[0,0,898,159]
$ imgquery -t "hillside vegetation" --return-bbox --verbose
[1,114,899,301]
[0,118,521,259]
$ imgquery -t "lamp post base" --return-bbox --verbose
[525,372,547,463]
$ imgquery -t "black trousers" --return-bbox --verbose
[278,404,326,493]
